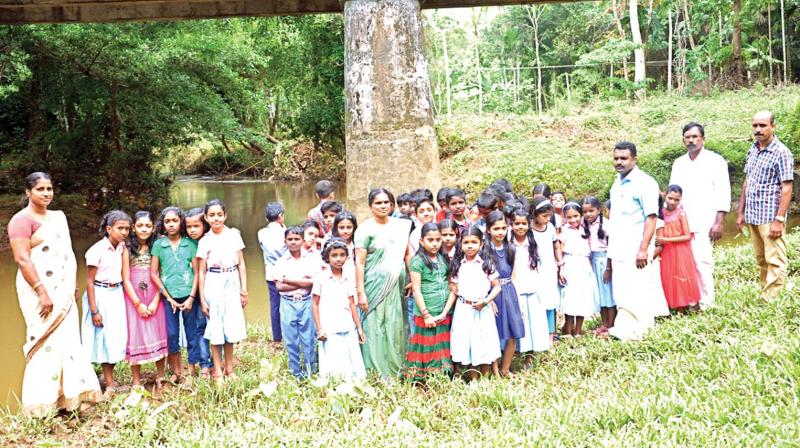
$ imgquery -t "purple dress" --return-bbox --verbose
[492,246,525,340]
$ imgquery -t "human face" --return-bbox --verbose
[420,230,443,257]
[285,233,303,254]
[613,149,636,177]
[370,193,392,219]
[487,220,508,245]
[448,196,466,219]
[683,126,704,156]
[440,227,457,249]
[534,210,552,228]
[185,215,205,240]
[303,227,319,249]
[461,235,482,259]
[322,211,337,229]
[327,247,348,270]
[416,201,435,225]
[665,191,682,212]
[399,202,414,217]
[205,205,226,233]
[336,219,355,243]
[752,113,775,147]
[565,208,582,229]
[134,216,154,243]
[582,204,599,224]
[163,212,182,237]
[106,220,130,245]
[511,215,529,240]
[477,206,493,219]
[551,194,566,211]
[27,178,53,209]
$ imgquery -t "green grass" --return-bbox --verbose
[1,231,799,446]
[440,85,800,200]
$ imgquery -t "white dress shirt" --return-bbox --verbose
[669,148,731,233]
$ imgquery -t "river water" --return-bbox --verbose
[0,178,794,408]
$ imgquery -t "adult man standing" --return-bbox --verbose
[737,111,794,302]
[669,122,731,310]
[607,141,661,341]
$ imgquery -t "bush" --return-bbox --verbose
[436,126,472,159]
[784,100,800,156]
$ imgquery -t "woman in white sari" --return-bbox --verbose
[8,172,102,416]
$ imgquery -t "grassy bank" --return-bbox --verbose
[2,231,798,446]
[440,86,800,199]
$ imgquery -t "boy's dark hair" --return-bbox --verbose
[493,179,514,193]
[614,141,638,157]
[397,193,413,205]
[477,192,498,210]
[436,188,450,203]
[100,210,132,237]
[264,202,285,222]
[411,188,435,203]
[156,206,185,237]
[320,201,344,216]
[321,237,349,264]
[667,184,683,195]
[315,180,336,199]
[445,188,466,205]
[486,184,506,200]
[285,226,304,239]
[682,122,705,137]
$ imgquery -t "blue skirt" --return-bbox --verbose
[591,251,615,308]
[495,281,525,340]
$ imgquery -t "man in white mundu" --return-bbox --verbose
[607,142,660,341]
[669,122,731,310]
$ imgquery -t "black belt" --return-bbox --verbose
[93,280,121,288]
[208,265,238,273]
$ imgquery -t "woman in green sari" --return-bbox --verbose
[355,188,412,378]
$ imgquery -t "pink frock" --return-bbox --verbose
[125,250,169,364]
[659,207,702,309]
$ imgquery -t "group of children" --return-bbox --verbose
[81,200,248,391]
[79,175,704,389]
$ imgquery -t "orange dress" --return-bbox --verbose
[659,207,702,309]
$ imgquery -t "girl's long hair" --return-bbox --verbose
[484,210,514,267]
[438,219,460,263]
[130,210,156,258]
[511,208,539,270]
[156,206,185,238]
[450,225,495,276]
[414,222,448,274]
[580,196,607,242]
[100,210,132,237]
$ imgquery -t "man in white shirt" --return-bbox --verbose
[669,123,731,310]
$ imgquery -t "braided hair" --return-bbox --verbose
[580,196,606,242]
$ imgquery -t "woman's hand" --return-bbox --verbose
[37,291,54,319]
[91,311,104,328]
[136,302,151,318]
[357,291,368,312]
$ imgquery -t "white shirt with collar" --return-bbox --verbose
[669,148,731,234]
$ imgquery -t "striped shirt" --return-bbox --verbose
[744,137,794,225]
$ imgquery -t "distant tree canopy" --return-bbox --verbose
[0,1,797,209]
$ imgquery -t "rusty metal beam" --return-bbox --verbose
[0,0,579,25]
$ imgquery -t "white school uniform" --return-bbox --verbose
[197,226,247,345]
[532,223,561,311]
[512,237,552,353]
[559,226,599,317]
[449,256,501,366]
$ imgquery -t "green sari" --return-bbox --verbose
[355,217,411,377]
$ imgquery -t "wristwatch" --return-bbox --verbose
[775,215,786,223]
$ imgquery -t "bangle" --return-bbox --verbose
[134,301,142,307]
[188,295,195,300]
[31,281,43,291]
[91,309,100,316]
[240,291,249,296]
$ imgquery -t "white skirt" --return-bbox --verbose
[81,286,128,364]
[517,292,552,353]
[450,300,501,366]
[203,271,247,345]
[319,329,366,381]
[559,255,599,317]
[538,264,561,311]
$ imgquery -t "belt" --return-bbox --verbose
[208,265,238,273]
[499,278,512,285]
[281,293,311,303]
[93,280,121,288]
[458,295,483,305]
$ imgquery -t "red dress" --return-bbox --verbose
[659,207,702,309]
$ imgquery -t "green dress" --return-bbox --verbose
[355,217,411,378]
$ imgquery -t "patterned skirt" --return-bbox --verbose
[401,315,453,382]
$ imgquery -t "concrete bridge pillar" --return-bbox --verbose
[344,0,441,215]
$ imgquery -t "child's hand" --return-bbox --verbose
[200,299,210,318]
[404,282,412,297]
[449,281,459,296]
[602,269,611,284]
[472,300,486,311]
[136,302,151,318]
[166,298,178,313]
[180,296,194,312]
[490,301,499,316]
[423,314,436,328]
[655,235,665,246]
[357,291,368,313]
[558,273,567,286]
[357,328,365,344]
[240,292,248,308]
[91,312,104,328]
[317,330,327,341]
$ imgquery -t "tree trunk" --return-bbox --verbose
[629,0,646,99]
[683,0,697,51]
[611,0,630,81]
[344,0,441,213]
[531,6,543,115]
[768,2,774,86]
[668,9,673,92]
[780,0,788,85]
[732,0,744,85]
